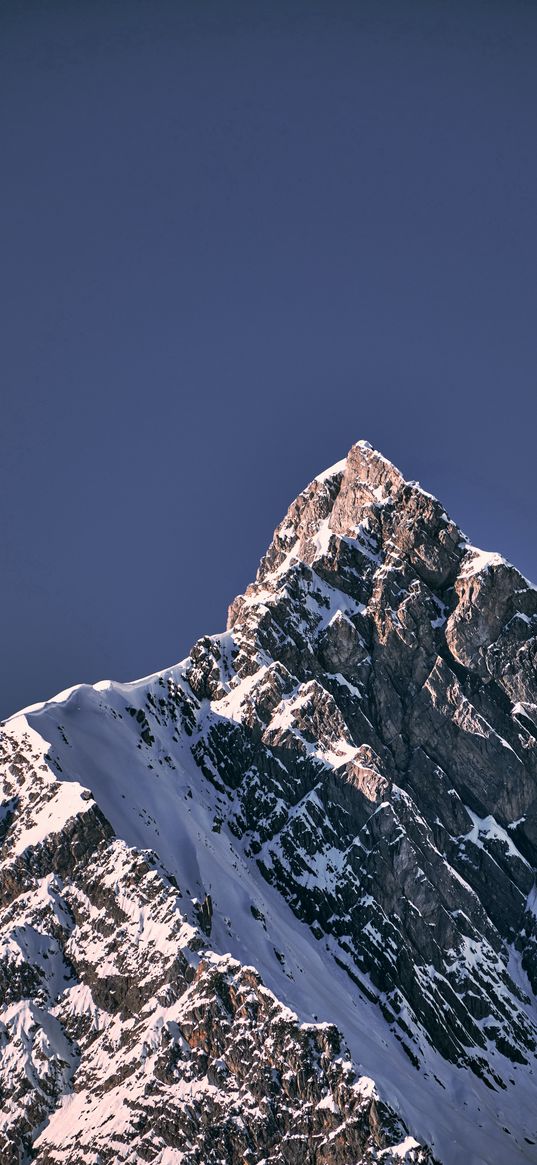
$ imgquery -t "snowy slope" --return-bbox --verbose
[2,440,537,1164]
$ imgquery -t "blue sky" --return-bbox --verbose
[2,0,536,717]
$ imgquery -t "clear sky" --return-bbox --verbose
[2,0,536,719]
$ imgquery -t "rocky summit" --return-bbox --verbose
[2,441,537,1165]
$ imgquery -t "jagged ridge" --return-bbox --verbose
[2,440,537,1164]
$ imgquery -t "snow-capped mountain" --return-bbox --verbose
[2,440,537,1165]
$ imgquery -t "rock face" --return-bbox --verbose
[2,440,537,1165]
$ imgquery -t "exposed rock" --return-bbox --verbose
[2,440,537,1164]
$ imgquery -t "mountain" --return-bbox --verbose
[1,440,537,1165]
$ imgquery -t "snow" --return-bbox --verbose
[4,446,537,1165]
[315,458,347,484]
[379,1136,422,1159]
[153,1152,188,1165]
[354,1074,377,1099]
[317,1093,340,1113]
[206,670,258,722]
[6,672,534,1165]
[12,780,93,857]
[264,684,359,769]
[460,547,508,577]
[13,683,86,718]
[59,984,109,1033]
[525,885,537,920]
[311,516,334,557]
[348,523,382,564]
[463,808,530,867]
[460,544,537,592]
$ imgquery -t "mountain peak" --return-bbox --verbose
[246,440,462,605]
[3,445,537,1164]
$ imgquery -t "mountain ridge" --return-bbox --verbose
[2,440,537,1164]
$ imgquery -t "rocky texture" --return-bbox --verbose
[2,440,537,1163]
[0,722,430,1165]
